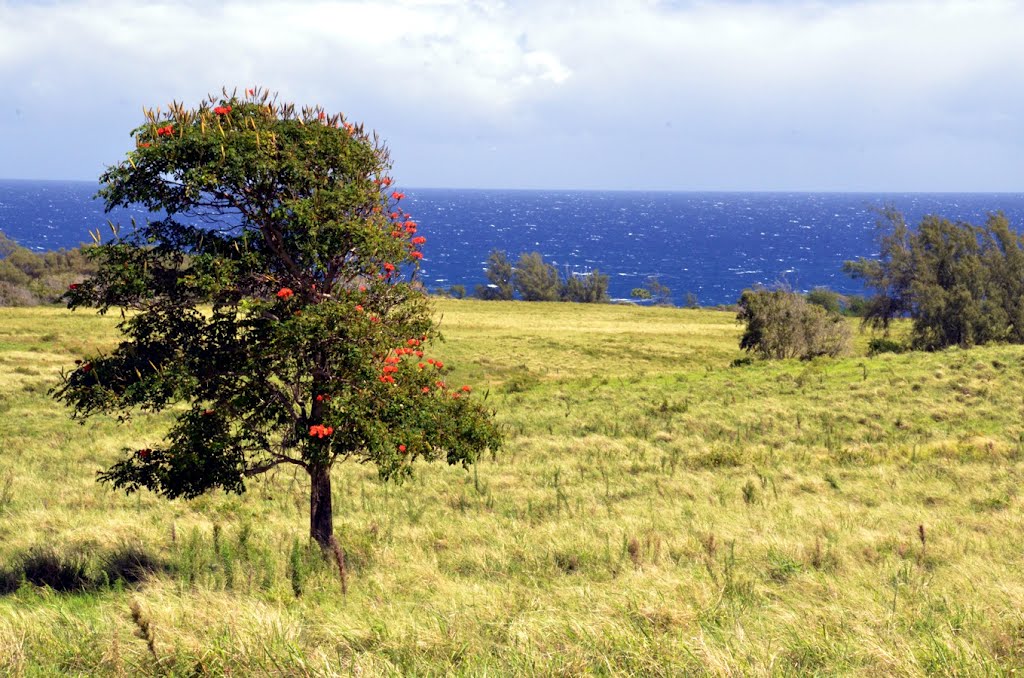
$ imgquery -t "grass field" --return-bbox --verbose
[2,300,1024,675]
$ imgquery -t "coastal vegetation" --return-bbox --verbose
[3,300,1024,673]
[845,209,1024,350]
[0,232,94,306]
[52,90,500,550]
[476,249,609,303]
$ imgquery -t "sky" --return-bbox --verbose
[1,0,1022,191]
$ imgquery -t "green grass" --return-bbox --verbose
[3,300,1024,674]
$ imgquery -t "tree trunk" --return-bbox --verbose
[309,466,333,550]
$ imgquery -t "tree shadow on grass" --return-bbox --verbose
[0,543,166,595]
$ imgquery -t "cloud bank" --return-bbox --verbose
[1,0,1022,190]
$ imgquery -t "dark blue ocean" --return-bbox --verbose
[3,179,1024,306]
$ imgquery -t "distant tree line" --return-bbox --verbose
[475,250,610,303]
[0,231,96,306]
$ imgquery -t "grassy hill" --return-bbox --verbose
[2,300,1024,674]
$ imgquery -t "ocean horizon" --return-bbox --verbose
[3,179,1024,306]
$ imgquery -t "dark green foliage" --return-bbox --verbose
[52,89,501,548]
[630,288,652,300]
[805,287,842,315]
[449,284,466,299]
[844,209,1024,350]
[0,231,96,306]
[643,276,673,306]
[684,292,699,309]
[737,287,851,360]
[561,269,609,303]
[514,252,561,301]
[867,337,907,356]
[475,250,515,300]
[843,294,868,317]
[478,249,607,303]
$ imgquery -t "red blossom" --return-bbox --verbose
[411,236,426,245]
[410,251,423,260]
[421,386,430,393]
[81,362,92,373]
[399,444,407,453]
[156,125,174,137]
[434,361,444,369]
[415,350,424,358]
[213,106,232,115]
[418,362,426,369]
[461,385,472,392]
[139,143,151,148]
[355,305,364,313]
[359,285,367,292]
[247,88,255,96]
[68,283,79,290]
[309,424,334,439]
[138,449,151,459]
[383,262,396,273]
[391,191,405,200]
[277,287,294,300]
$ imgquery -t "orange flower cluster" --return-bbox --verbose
[391,191,406,201]
[213,105,232,115]
[156,125,174,137]
[309,424,334,438]
[277,287,294,300]
[137,448,152,459]
[375,177,393,187]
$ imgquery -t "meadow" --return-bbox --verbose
[2,299,1024,675]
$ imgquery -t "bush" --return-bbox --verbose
[737,287,851,360]
[475,250,515,300]
[514,252,560,301]
[867,337,907,356]
[561,269,609,303]
[806,287,842,315]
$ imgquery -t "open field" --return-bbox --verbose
[2,300,1024,675]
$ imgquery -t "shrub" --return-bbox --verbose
[514,252,560,301]
[867,337,907,356]
[737,287,851,360]
[561,269,609,303]
[475,250,514,300]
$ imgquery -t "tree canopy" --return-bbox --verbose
[844,209,1024,350]
[53,89,501,548]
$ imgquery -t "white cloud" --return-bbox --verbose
[0,0,1022,189]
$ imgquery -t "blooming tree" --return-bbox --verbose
[55,89,501,548]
